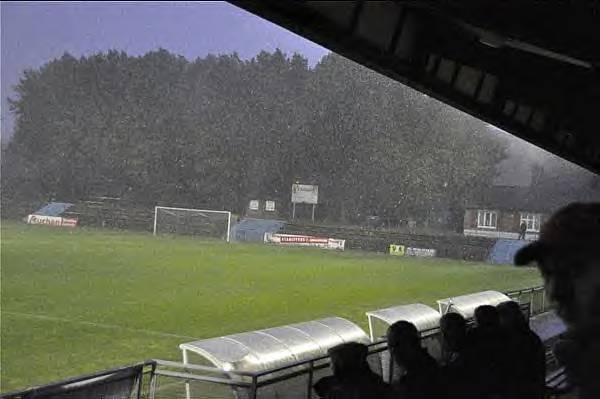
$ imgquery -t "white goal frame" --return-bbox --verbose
[153,206,232,242]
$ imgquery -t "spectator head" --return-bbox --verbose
[440,312,467,352]
[387,321,420,366]
[515,203,600,336]
[497,300,528,331]
[328,342,369,379]
[474,305,500,330]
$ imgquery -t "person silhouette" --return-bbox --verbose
[519,221,527,240]
[439,312,471,399]
[498,300,545,399]
[467,305,509,399]
[387,321,440,399]
[515,203,600,399]
[314,342,392,399]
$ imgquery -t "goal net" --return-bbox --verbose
[153,206,231,242]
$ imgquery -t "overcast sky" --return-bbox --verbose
[0,1,329,139]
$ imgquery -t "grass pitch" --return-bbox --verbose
[0,221,541,391]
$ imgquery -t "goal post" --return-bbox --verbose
[153,206,232,242]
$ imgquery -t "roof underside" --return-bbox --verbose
[231,1,600,175]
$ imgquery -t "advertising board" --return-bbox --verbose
[27,214,78,228]
[291,184,318,204]
[389,244,436,257]
[264,233,345,250]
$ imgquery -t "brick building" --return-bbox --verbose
[463,186,548,240]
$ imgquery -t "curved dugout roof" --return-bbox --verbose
[179,317,369,374]
[437,290,511,318]
[366,303,440,340]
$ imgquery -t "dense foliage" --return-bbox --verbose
[2,49,507,225]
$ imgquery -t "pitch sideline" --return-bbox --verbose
[2,310,198,340]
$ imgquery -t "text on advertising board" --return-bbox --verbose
[27,214,78,228]
[264,233,344,250]
[389,244,436,257]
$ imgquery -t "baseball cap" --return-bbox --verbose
[514,202,600,266]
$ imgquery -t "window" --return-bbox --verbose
[520,213,541,232]
[477,210,497,229]
[249,200,259,211]
[265,200,275,212]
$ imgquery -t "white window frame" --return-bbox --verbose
[477,210,498,229]
[520,212,541,232]
[265,200,275,212]
[249,200,259,211]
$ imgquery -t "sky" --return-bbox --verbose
[0,1,329,139]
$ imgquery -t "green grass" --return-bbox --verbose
[0,221,541,391]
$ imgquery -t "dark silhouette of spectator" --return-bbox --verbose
[518,221,527,240]
[439,312,472,399]
[440,312,468,365]
[466,305,509,399]
[387,321,440,399]
[498,300,545,399]
[515,202,600,399]
[313,342,392,399]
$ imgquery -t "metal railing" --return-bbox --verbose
[0,361,157,399]
[150,341,391,399]
[505,285,549,316]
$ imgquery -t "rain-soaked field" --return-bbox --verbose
[0,221,541,391]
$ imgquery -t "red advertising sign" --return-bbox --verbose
[264,233,345,250]
[27,214,78,228]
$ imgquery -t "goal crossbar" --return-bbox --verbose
[153,206,232,242]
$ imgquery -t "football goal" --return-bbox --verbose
[153,206,232,242]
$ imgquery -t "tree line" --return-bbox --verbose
[2,49,507,226]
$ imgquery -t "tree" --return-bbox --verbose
[2,49,507,228]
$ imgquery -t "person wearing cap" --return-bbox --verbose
[514,202,600,399]
[313,342,392,399]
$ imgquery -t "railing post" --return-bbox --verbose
[250,375,258,399]
[542,289,546,313]
[530,288,535,315]
[136,367,143,399]
[182,349,191,399]
[149,363,158,399]
[306,360,314,399]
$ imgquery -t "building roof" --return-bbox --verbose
[466,186,542,212]
[466,184,600,213]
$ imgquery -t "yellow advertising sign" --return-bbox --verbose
[389,244,405,256]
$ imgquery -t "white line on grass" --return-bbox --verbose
[2,311,198,340]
